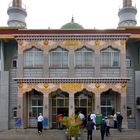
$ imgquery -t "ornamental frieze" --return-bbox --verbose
[60,83,83,89]
[63,40,81,46]
[86,83,126,94]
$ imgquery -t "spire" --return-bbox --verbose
[123,0,132,7]
[7,0,27,28]
[118,0,137,27]
[12,0,22,8]
[71,16,74,23]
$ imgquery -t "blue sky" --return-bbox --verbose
[0,0,140,29]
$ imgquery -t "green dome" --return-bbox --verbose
[61,17,84,29]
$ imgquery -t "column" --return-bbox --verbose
[0,40,4,71]
[120,90,127,128]
[43,52,49,77]
[69,93,75,117]
[95,91,101,114]
[17,53,23,77]
[120,52,126,77]
[95,50,100,77]
[69,50,75,77]
[17,93,24,128]
[43,93,49,128]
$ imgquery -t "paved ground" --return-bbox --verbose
[0,128,140,140]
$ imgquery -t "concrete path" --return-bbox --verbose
[0,128,140,140]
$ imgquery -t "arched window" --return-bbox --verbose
[101,46,120,67]
[49,47,68,67]
[24,47,43,67]
[75,46,94,67]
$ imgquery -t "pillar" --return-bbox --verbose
[43,93,49,128]
[69,93,75,117]
[95,49,100,77]
[17,93,24,128]
[95,91,101,114]
[120,52,126,77]
[120,90,127,128]
[0,40,4,71]
[43,52,49,77]
[17,53,23,77]
[69,50,75,77]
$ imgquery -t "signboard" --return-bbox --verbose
[15,118,22,127]
[43,118,48,127]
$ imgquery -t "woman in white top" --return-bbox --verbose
[37,113,44,134]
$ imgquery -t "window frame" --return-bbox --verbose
[75,47,94,68]
[49,47,69,68]
[101,47,120,67]
[23,47,44,68]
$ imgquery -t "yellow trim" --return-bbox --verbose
[61,83,82,89]
[63,40,81,45]
[130,34,140,38]
[0,35,15,39]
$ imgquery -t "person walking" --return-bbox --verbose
[37,113,44,134]
[105,116,110,136]
[113,113,117,128]
[78,111,85,128]
[117,112,123,132]
[57,113,62,129]
[90,112,96,130]
[86,117,95,140]
[100,119,107,140]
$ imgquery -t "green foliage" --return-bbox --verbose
[63,115,82,138]
[67,124,79,137]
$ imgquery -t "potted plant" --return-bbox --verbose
[62,115,83,140]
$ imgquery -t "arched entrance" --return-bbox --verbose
[75,89,95,120]
[24,89,43,128]
[49,89,69,128]
[101,89,121,117]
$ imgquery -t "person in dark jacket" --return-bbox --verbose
[100,119,107,140]
[117,112,123,132]
[86,118,95,140]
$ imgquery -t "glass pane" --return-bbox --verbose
[107,100,111,105]
[52,99,56,106]
[57,99,64,106]
[107,107,112,115]
[32,100,37,106]
[101,107,106,117]
[38,100,43,106]
[101,100,106,105]
[38,107,43,115]
[32,107,37,117]
[80,99,87,106]
[52,115,57,122]
[52,108,57,114]
[88,98,92,106]
[75,98,79,107]
[65,98,69,107]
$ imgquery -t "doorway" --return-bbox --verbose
[50,89,69,128]
[24,89,43,128]
[75,89,95,120]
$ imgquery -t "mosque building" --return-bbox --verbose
[0,0,140,130]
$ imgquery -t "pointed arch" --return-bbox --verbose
[75,46,95,67]
[49,46,69,67]
[23,46,43,67]
[100,46,120,67]
[100,88,121,117]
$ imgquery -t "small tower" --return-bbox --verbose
[118,0,137,27]
[7,0,27,28]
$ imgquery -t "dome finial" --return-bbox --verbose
[12,0,22,8]
[123,0,132,7]
[71,15,74,23]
